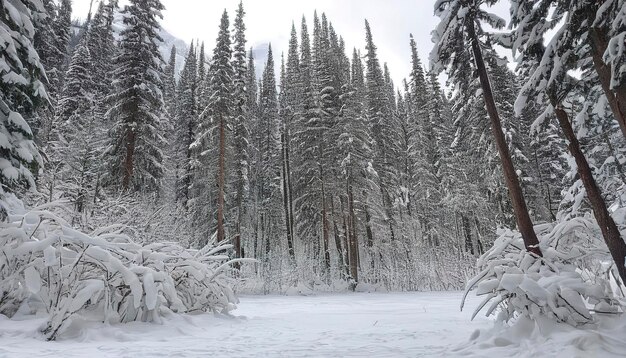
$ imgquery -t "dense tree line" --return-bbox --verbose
[2,0,625,293]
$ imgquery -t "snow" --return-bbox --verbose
[2,291,624,357]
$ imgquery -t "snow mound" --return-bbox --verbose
[463,217,623,327]
[453,315,626,357]
[0,191,240,340]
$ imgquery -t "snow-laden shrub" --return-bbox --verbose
[462,217,623,327]
[0,192,245,340]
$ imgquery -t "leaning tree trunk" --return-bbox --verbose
[588,25,626,141]
[467,19,542,256]
[551,99,626,284]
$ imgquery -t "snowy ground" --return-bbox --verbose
[1,291,625,357]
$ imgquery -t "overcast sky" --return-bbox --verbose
[72,0,509,85]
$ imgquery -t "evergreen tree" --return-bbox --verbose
[364,20,398,243]
[231,1,250,262]
[52,43,98,218]
[176,42,198,205]
[191,10,234,244]
[279,23,300,264]
[197,42,206,84]
[163,45,178,119]
[431,0,542,256]
[510,0,626,282]
[86,0,118,122]
[106,0,167,192]
[0,0,45,194]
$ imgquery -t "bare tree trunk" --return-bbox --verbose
[347,181,359,284]
[340,196,352,280]
[331,198,345,278]
[588,26,626,140]
[552,100,626,284]
[122,127,136,191]
[462,214,474,255]
[183,115,194,206]
[217,115,226,242]
[281,129,296,263]
[320,163,331,282]
[467,19,542,256]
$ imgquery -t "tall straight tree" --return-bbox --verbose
[279,23,300,264]
[257,44,282,256]
[195,10,233,243]
[364,20,398,244]
[53,43,99,217]
[176,42,198,205]
[231,1,250,261]
[431,0,542,256]
[106,0,166,192]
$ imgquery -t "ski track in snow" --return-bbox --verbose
[1,291,624,357]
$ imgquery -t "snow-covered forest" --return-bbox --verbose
[2,0,626,355]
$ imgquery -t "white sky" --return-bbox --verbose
[72,0,509,86]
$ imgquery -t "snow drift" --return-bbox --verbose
[0,191,240,340]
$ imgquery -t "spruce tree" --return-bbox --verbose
[510,0,626,282]
[192,10,234,244]
[163,46,178,119]
[106,0,166,192]
[53,43,98,217]
[431,0,542,256]
[280,23,300,264]
[176,42,197,205]
[231,1,250,261]
[0,0,45,194]
[364,20,398,243]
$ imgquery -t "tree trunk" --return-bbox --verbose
[462,214,474,255]
[122,126,136,191]
[320,163,331,281]
[340,196,352,280]
[183,114,194,206]
[467,19,542,257]
[588,25,626,141]
[331,200,345,279]
[347,182,359,284]
[552,100,626,284]
[281,129,296,263]
[217,115,226,243]
[285,122,295,253]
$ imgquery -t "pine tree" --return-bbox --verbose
[279,23,300,264]
[192,10,234,244]
[406,35,444,246]
[257,44,282,255]
[32,0,72,144]
[163,46,178,119]
[431,0,542,256]
[0,0,45,194]
[510,0,626,282]
[231,1,250,263]
[106,0,166,192]
[364,20,398,244]
[245,47,260,259]
[336,48,379,285]
[197,42,206,84]
[85,0,118,122]
[176,42,198,205]
[53,43,98,218]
